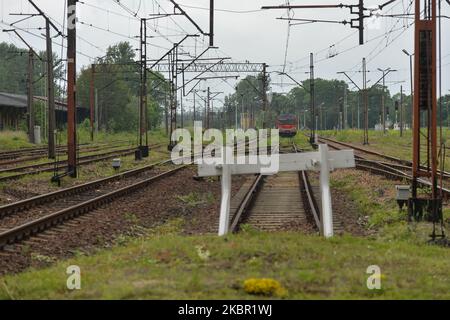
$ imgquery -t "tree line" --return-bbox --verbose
[1,40,449,133]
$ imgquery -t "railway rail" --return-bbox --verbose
[0,143,164,182]
[317,136,450,198]
[0,140,258,250]
[226,142,340,235]
[0,141,132,161]
[0,142,132,167]
[0,160,188,249]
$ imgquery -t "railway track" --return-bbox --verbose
[0,160,188,249]
[0,141,132,162]
[317,136,450,198]
[0,140,258,250]
[0,143,165,182]
[224,142,340,235]
[0,142,132,167]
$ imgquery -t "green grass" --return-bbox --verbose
[0,131,35,151]
[320,128,450,169]
[0,228,449,300]
[0,127,169,152]
[58,127,168,147]
[330,169,449,243]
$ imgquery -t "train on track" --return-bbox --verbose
[275,114,298,137]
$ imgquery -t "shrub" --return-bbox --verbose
[243,278,287,297]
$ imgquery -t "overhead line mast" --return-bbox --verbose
[67,0,77,178]
[409,0,444,241]
[261,0,400,45]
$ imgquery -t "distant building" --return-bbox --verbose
[0,92,88,130]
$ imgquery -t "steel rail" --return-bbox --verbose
[0,157,175,218]
[0,165,188,249]
[320,140,450,198]
[0,141,132,160]
[0,144,164,182]
[0,142,131,166]
[0,146,140,174]
[318,136,450,177]
[292,142,323,233]
[229,174,264,233]
[0,140,259,248]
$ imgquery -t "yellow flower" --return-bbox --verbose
[243,278,287,297]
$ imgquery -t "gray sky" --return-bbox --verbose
[0,0,449,107]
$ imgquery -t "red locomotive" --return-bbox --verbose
[275,114,298,137]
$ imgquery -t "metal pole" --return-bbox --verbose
[95,88,98,135]
[46,19,56,159]
[193,91,196,124]
[344,86,348,129]
[319,144,334,238]
[209,0,214,47]
[27,50,35,143]
[207,87,210,129]
[400,85,404,137]
[241,94,244,128]
[180,89,184,128]
[363,58,369,145]
[310,53,315,143]
[139,18,148,149]
[89,64,95,141]
[382,70,386,133]
[409,54,414,129]
[235,100,238,129]
[262,63,268,129]
[358,0,364,45]
[67,0,77,177]
[357,91,360,129]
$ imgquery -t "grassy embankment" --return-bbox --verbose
[0,131,34,151]
[0,129,170,195]
[0,224,448,299]
[320,128,450,168]
[0,130,448,299]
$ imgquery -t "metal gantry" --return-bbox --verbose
[409,0,444,240]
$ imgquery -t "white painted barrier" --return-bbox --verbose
[197,144,355,237]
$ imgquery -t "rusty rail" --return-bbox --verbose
[0,165,187,249]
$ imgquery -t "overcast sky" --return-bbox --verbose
[0,0,449,107]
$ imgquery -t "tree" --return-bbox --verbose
[76,41,169,133]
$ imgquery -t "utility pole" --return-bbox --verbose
[344,85,348,129]
[403,49,414,129]
[180,89,184,128]
[192,91,196,124]
[209,0,215,46]
[240,94,244,129]
[67,0,77,177]
[409,0,443,241]
[90,64,95,141]
[262,63,268,129]
[26,0,61,157]
[95,88,99,136]
[363,58,369,145]
[309,53,315,143]
[2,30,40,142]
[46,19,56,159]
[27,50,35,144]
[377,67,397,133]
[139,18,149,157]
[400,85,404,137]
[206,87,210,129]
